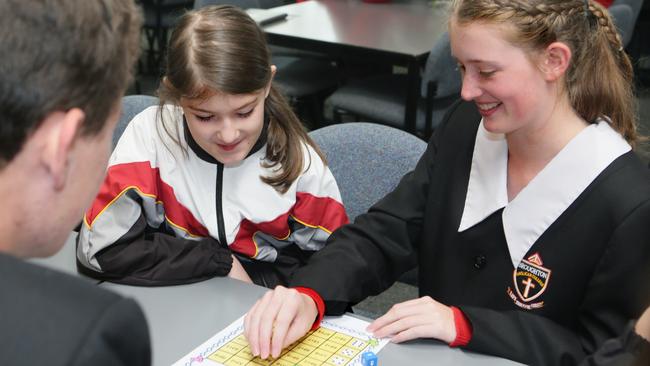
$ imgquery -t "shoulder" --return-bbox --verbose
[0,255,149,365]
[111,104,184,165]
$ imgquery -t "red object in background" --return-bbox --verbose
[594,0,613,7]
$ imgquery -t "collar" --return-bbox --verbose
[183,114,269,165]
[458,119,631,267]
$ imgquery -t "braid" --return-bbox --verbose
[587,2,626,55]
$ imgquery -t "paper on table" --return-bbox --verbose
[173,314,389,366]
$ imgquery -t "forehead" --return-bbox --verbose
[182,89,264,112]
[449,20,525,63]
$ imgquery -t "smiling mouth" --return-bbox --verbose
[218,141,240,151]
[477,102,501,111]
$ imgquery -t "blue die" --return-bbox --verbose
[361,351,378,366]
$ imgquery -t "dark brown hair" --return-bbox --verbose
[451,0,638,145]
[0,0,142,167]
[157,5,325,193]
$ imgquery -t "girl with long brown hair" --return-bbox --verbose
[77,5,348,288]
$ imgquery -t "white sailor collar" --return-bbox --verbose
[458,119,631,268]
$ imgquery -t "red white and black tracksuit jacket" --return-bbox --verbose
[77,105,348,286]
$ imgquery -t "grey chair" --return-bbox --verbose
[610,4,636,47]
[115,95,159,149]
[327,32,460,138]
[309,122,426,285]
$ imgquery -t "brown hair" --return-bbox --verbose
[0,0,142,167]
[450,0,638,145]
[157,5,325,193]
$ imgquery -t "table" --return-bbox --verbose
[31,233,523,364]
[102,278,524,366]
[262,0,450,134]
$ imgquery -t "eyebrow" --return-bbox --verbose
[187,96,259,114]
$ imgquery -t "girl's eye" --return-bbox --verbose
[237,109,254,118]
[195,115,212,122]
[479,70,496,78]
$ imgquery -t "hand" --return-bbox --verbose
[366,296,456,344]
[244,286,318,360]
[635,306,650,341]
[227,255,253,283]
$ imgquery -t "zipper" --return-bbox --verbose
[215,163,228,248]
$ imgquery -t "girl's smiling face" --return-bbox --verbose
[181,88,267,165]
[450,20,556,136]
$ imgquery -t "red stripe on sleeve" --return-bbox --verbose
[85,161,209,237]
[292,192,348,233]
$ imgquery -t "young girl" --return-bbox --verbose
[76,5,348,288]
[243,1,650,364]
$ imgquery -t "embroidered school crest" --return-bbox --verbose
[507,253,551,310]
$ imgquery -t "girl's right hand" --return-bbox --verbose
[244,286,318,360]
[228,255,253,283]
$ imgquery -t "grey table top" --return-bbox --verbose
[31,233,523,365]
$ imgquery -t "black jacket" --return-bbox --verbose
[0,254,151,365]
[290,100,650,365]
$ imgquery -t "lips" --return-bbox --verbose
[217,141,240,152]
[476,101,501,117]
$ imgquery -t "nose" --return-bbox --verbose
[460,73,481,101]
[217,119,239,144]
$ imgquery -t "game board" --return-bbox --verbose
[174,315,388,366]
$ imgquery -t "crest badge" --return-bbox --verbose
[507,253,551,310]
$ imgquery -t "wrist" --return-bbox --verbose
[294,287,325,330]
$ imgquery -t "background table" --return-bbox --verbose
[102,278,525,366]
[263,0,450,134]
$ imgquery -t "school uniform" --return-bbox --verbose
[77,105,348,287]
[290,100,650,365]
[0,254,150,365]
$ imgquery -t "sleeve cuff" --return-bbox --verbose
[449,306,473,347]
[294,287,325,330]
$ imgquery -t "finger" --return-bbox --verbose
[247,290,275,357]
[259,287,290,359]
[243,298,260,343]
[373,313,428,339]
[269,291,301,358]
[390,324,431,344]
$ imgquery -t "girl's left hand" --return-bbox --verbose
[366,296,456,344]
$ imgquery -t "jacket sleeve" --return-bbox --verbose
[70,298,151,366]
[287,100,452,313]
[461,199,650,365]
[579,321,650,366]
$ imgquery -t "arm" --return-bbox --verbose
[463,199,650,365]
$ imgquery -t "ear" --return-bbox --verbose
[265,65,277,98]
[540,42,572,82]
[41,108,85,190]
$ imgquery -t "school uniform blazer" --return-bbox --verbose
[0,254,150,365]
[290,100,650,365]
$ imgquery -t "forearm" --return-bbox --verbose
[96,233,233,286]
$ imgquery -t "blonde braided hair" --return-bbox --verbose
[451,0,638,146]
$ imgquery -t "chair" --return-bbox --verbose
[309,122,426,285]
[610,4,636,47]
[327,32,461,139]
[115,95,159,149]
[140,0,194,75]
